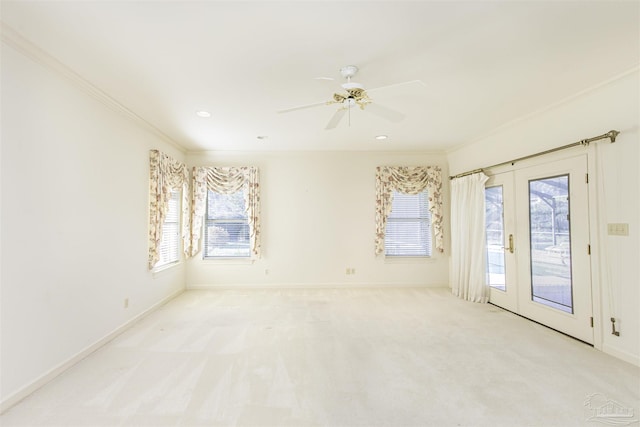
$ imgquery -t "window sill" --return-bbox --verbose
[152,261,181,276]
[200,257,255,265]
[384,256,435,264]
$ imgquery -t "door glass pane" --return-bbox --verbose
[485,186,506,291]
[528,175,573,313]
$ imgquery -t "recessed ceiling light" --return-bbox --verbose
[375,135,388,140]
[257,135,268,140]
[196,110,211,118]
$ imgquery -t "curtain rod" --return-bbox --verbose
[449,130,620,180]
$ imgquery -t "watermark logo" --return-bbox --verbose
[584,393,638,425]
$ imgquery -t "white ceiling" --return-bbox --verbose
[2,1,638,152]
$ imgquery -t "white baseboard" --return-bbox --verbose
[187,282,449,290]
[602,343,640,367]
[0,288,185,414]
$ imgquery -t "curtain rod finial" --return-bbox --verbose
[608,130,620,143]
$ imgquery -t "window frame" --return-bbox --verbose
[203,189,252,260]
[153,189,181,270]
[384,189,433,258]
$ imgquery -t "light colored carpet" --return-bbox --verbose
[1,288,638,426]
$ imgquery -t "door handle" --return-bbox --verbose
[508,234,514,254]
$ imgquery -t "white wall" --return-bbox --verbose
[3,22,635,414]
[0,43,186,407]
[186,151,450,288]
[447,70,640,365]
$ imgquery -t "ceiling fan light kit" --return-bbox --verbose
[278,64,410,130]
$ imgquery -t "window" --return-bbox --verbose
[155,189,181,268]
[204,189,251,258]
[385,190,432,257]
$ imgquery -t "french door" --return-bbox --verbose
[485,155,593,344]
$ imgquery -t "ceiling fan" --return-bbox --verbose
[277,65,424,130]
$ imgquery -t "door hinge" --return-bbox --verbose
[585,173,589,184]
[590,317,594,328]
[587,244,591,255]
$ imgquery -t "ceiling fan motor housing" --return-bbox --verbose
[342,82,364,90]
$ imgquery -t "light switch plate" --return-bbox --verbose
[607,223,629,236]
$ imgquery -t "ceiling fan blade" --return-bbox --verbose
[333,93,347,103]
[365,103,405,123]
[365,80,426,94]
[277,101,328,114]
[325,108,347,130]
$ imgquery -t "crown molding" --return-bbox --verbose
[1,22,187,153]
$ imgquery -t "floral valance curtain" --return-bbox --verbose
[190,166,261,258]
[148,150,189,269]
[375,166,444,255]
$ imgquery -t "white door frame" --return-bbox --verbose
[484,146,604,349]
[485,173,517,312]
[514,155,593,344]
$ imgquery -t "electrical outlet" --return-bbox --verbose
[608,223,629,236]
[346,268,351,275]
[351,268,356,275]
[265,269,269,275]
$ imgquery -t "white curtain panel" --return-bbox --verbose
[450,172,489,303]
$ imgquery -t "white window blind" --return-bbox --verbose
[204,189,251,258]
[385,190,432,257]
[156,190,181,268]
